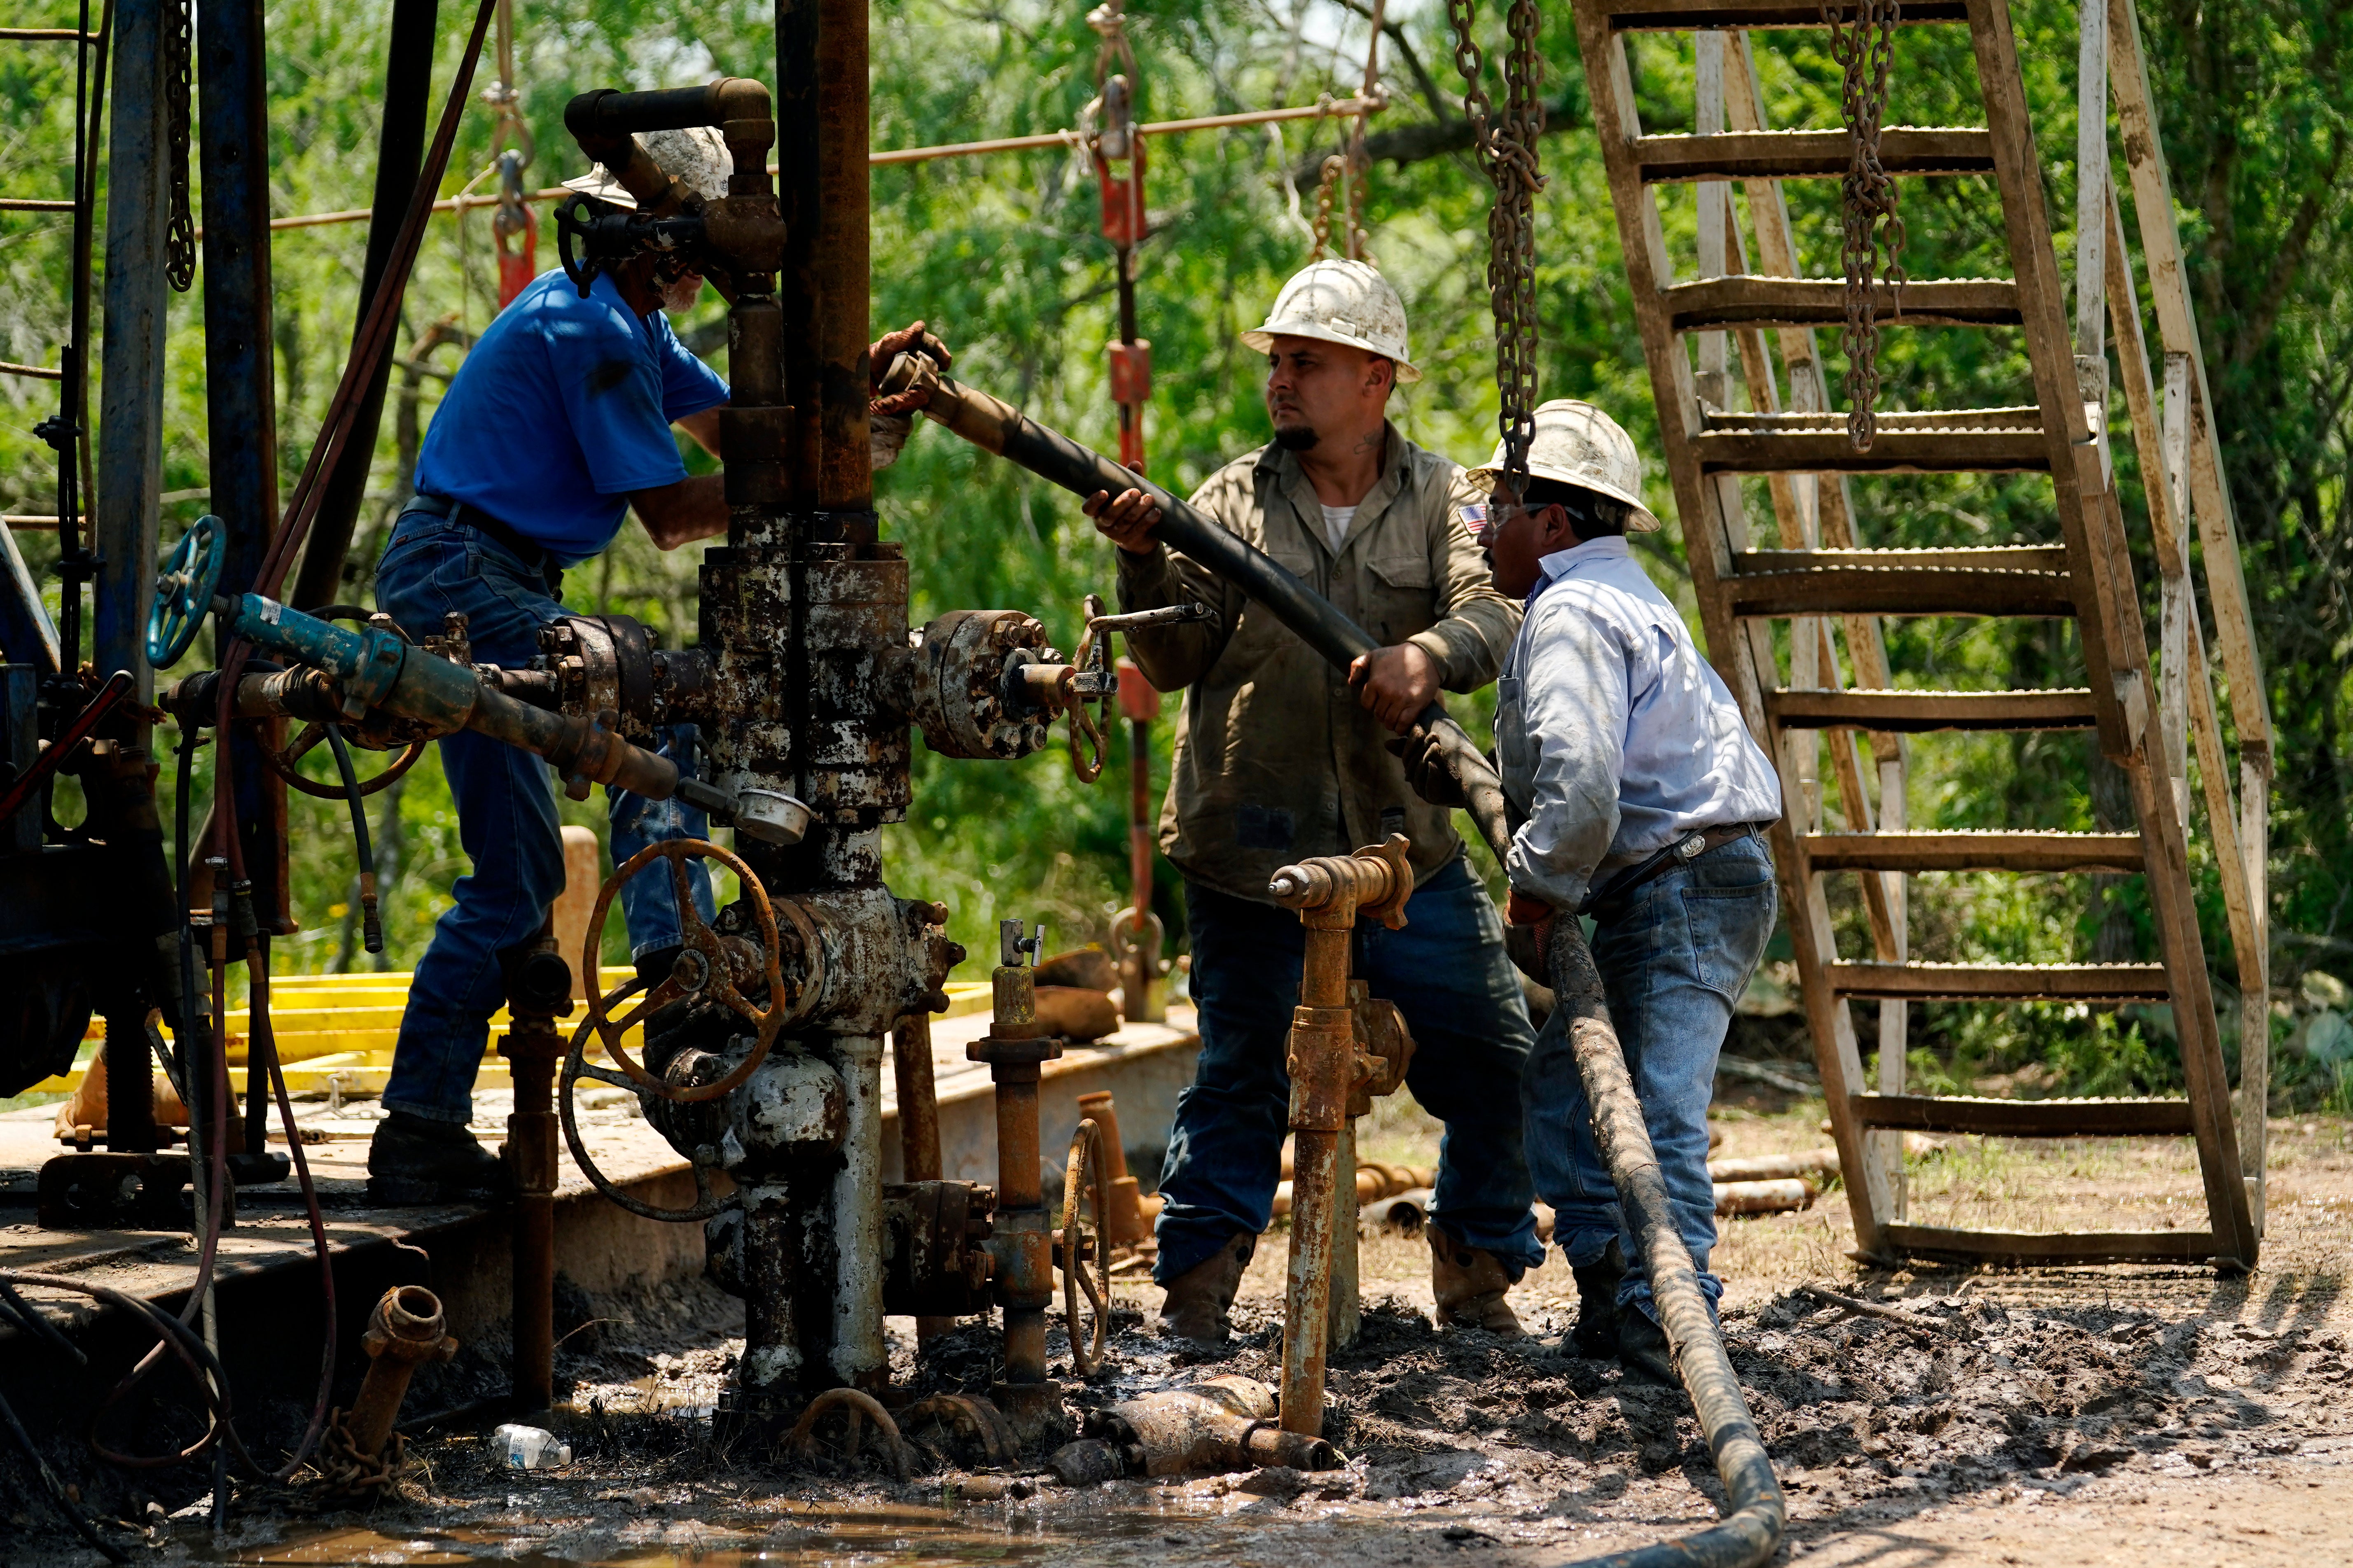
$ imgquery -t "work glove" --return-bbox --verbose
[1384,723,1467,809]
[1502,888,1554,986]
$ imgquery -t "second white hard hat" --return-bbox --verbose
[1241,259,1421,384]
[1465,399,1661,533]
[561,124,734,210]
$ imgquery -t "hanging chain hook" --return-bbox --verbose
[1446,0,1547,492]
[1821,0,1907,452]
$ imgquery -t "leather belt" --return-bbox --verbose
[1577,819,1774,923]
[407,493,561,590]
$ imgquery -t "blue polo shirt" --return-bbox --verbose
[413,269,730,565]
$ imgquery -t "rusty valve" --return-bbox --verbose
[1267,832,1414,929]
[317,1285,458,1495]
[577,838,819,1103]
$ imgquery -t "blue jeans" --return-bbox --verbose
[1153,856,1542,1284]
[374,508,713,1125]
[1523,835,1777,1318]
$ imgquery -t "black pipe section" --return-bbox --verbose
[290,0,439,616]
[882,356,1516,851]
[94,0,170,712]
[894,358,1786,1567]
[195,0,279,601]
[774,0,821,507]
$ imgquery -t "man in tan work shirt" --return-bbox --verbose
[1084,260,1541,1343]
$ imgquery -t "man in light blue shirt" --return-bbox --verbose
[1425,400,1780,1383]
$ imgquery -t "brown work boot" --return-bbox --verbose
[1428,1223,1525,1339]
[1158,1231,1255,1344]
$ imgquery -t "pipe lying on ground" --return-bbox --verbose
[1047,1376,1338,1484]
[898,364,1786,1568]
[1714,1178,1815,1216]
[1708,1148,1839,1183]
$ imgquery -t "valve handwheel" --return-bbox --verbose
[252,607,428,799]
[557,981,728,1224]
[147,513,228,667]
[578,838,817,1104]
[1062,1115,1112,1374]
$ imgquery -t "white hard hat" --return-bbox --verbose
[1240,259,1421,384]
[561,124,733,210]
[1465,399,1661,533]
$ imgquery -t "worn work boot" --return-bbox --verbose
[1615,1303,1679,1388]
[1428,1223,1525,1339]
[1158,1231,1255,1344]
[1568,1239,1626,1359]
[366,1110,512,1205]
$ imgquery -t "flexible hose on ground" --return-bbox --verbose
[1540,921,1784,1568]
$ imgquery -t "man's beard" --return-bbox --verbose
[1272,421,1318,452]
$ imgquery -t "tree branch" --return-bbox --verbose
[1287,91,1583,193]
[1324,0,1458,127]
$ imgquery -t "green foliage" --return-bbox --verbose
[0,0,2346,1105]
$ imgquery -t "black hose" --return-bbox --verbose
[322,724,382,952]
[908,366,1785,1567]
[0,1382,129,1564]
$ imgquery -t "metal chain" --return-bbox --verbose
[1821,0,1907,451]
[1310,154,1344,261]
[164,0,196,292]
[1446,0,1546,491]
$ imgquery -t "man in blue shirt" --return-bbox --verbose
[366,127,943,1202]
[1412,400,1781,1382]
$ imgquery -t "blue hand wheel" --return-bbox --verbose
[147,513,227,667]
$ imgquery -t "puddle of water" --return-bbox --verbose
[196,1497,1262,1568]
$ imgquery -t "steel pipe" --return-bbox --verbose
[892,1012,954,1344]
[1268,838,1410,1440]
[342,1285,457,1463]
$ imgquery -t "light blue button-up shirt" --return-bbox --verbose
[1494,536,1782,910]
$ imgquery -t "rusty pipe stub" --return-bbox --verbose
[1285,1009,1357,1135]
[332,1285,459,1478]
[1266,833,1412,930]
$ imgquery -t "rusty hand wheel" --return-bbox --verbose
[1062,1115,1112,1374]
[557,989,728,1224]
[254,607,427,799]
[579,838,820,1104]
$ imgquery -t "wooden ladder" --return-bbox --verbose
[1568,0,2273,1269]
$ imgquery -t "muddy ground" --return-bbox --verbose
[12,1099,2352,1567]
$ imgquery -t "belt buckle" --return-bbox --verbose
[1675,832,1707,861]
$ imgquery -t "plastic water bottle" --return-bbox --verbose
[495,1423,572,1469]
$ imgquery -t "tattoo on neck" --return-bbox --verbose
[1353,430,1383,455]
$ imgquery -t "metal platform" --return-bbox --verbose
[0,1006,1199,1364]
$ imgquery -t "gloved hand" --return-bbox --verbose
[1502,888,1554,986]
[870,410,913,470]
[1384,723,1467,808]
[870,320,951,417]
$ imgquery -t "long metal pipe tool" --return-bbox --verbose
[887,355,1786,1568]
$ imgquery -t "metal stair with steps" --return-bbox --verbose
[1569,0,2274,1268]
